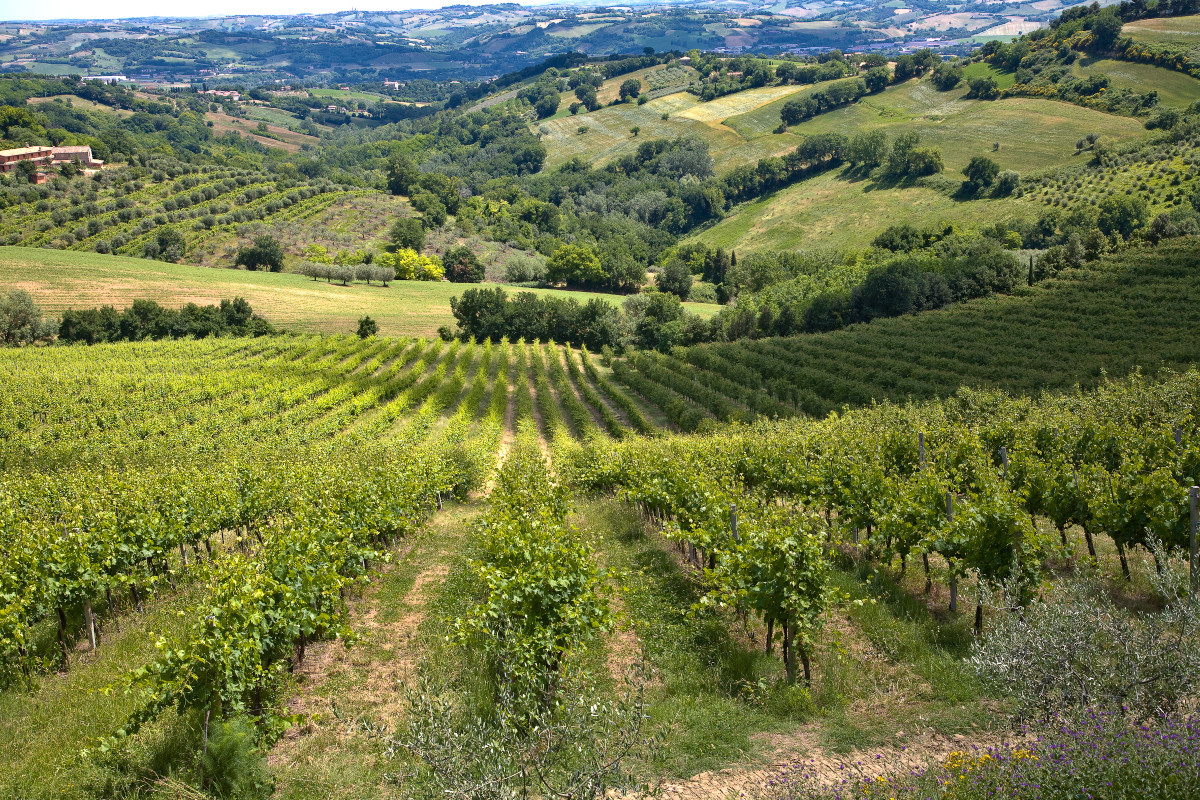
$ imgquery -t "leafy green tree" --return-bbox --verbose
[576,86,600,111]
[145,227,186,263]
[443,246,485,283]
[619,78,642,101]
[234,235,285,272]
[864,66,891,93]
[14,159,38,184]
[1098,195,1148,240]
[389,217,425,252]
[385,154,420,196]
[357,315,379,338]
[847,129,890,169]
[0,290,56,346]
[656,258,693,299]
[995,170,1021,196]
[1090,10,1124,50]
[931,61,964,91]
[411,191,448,228]
[533,92,560,119]
[546,244,604,287]
[966,75,1000,100]
[893,54,926,82]
[873,223,924,252]
[963,155,1001,192]
[625,291,686,351]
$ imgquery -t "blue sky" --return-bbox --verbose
[1,0,534,22]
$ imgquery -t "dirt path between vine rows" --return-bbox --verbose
[268,504,477,772]
[658,727,1010,799]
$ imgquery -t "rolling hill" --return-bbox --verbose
[0,247,719,337]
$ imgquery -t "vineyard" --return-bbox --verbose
[610,242,1200,429]
[0,333,667,685]
[2,321,1200,797]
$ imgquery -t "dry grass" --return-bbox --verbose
[2,246,722,338]
[204,112,319,153]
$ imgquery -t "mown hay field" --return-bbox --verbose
[0,247,719,337]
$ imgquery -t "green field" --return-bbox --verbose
[1124,13,1200,46]
[0,247,719,337]
[245,105,305,127]
[961,61,1016,90]
[690,168,1031,254]
[542,77,1149,178]
[542,89,806,172]
[309,87,388,104]
[1070,56,1200,106]
[727,81,1147,173]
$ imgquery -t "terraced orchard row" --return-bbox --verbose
[611,241,1200,430]
[0,162,358,258]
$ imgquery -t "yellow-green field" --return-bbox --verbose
[0,248,719,336]
[309,87,388,104]
[1124,13,1200,45]
[541,78,1150,175]
[961,61,1016,90]
[689,168,1034,254]
[725,80,1147,173]
[27,94,135,116]
[1070,56,1200,106]
[542,89,807,172]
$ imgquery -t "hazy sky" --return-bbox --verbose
[1,0,534,22]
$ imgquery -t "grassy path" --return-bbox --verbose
[269,501,481,800]
[575,497,1004,793]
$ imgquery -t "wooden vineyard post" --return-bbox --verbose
[918,432,925,467]
[1073,466,1097,559]
[436,491,443,511]
[1190,486,1198,594]
[83,597,97,650]
[999,446,1008,483]
[731,504,738,543]
[947,492,957,614]
[56,607,69,668]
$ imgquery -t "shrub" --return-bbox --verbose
[994,170,1021,196]
[443,246,484,283]
[503,252,546,284]
[356,315,378,338]
[762,711,1200,800]
[656,257,693,299]
[687,281,719,304]
[234,234,285,272]
[969,561,1200,722]
[145,227,186,263]
[197,716,272,799]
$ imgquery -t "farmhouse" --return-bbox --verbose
[0,145,52,173]
[51,145,103,169]
[200,89,241,101]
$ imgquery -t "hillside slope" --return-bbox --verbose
[612,241,1200,427]
[0,247,718,337]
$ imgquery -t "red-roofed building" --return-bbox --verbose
[0,145,52,173]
